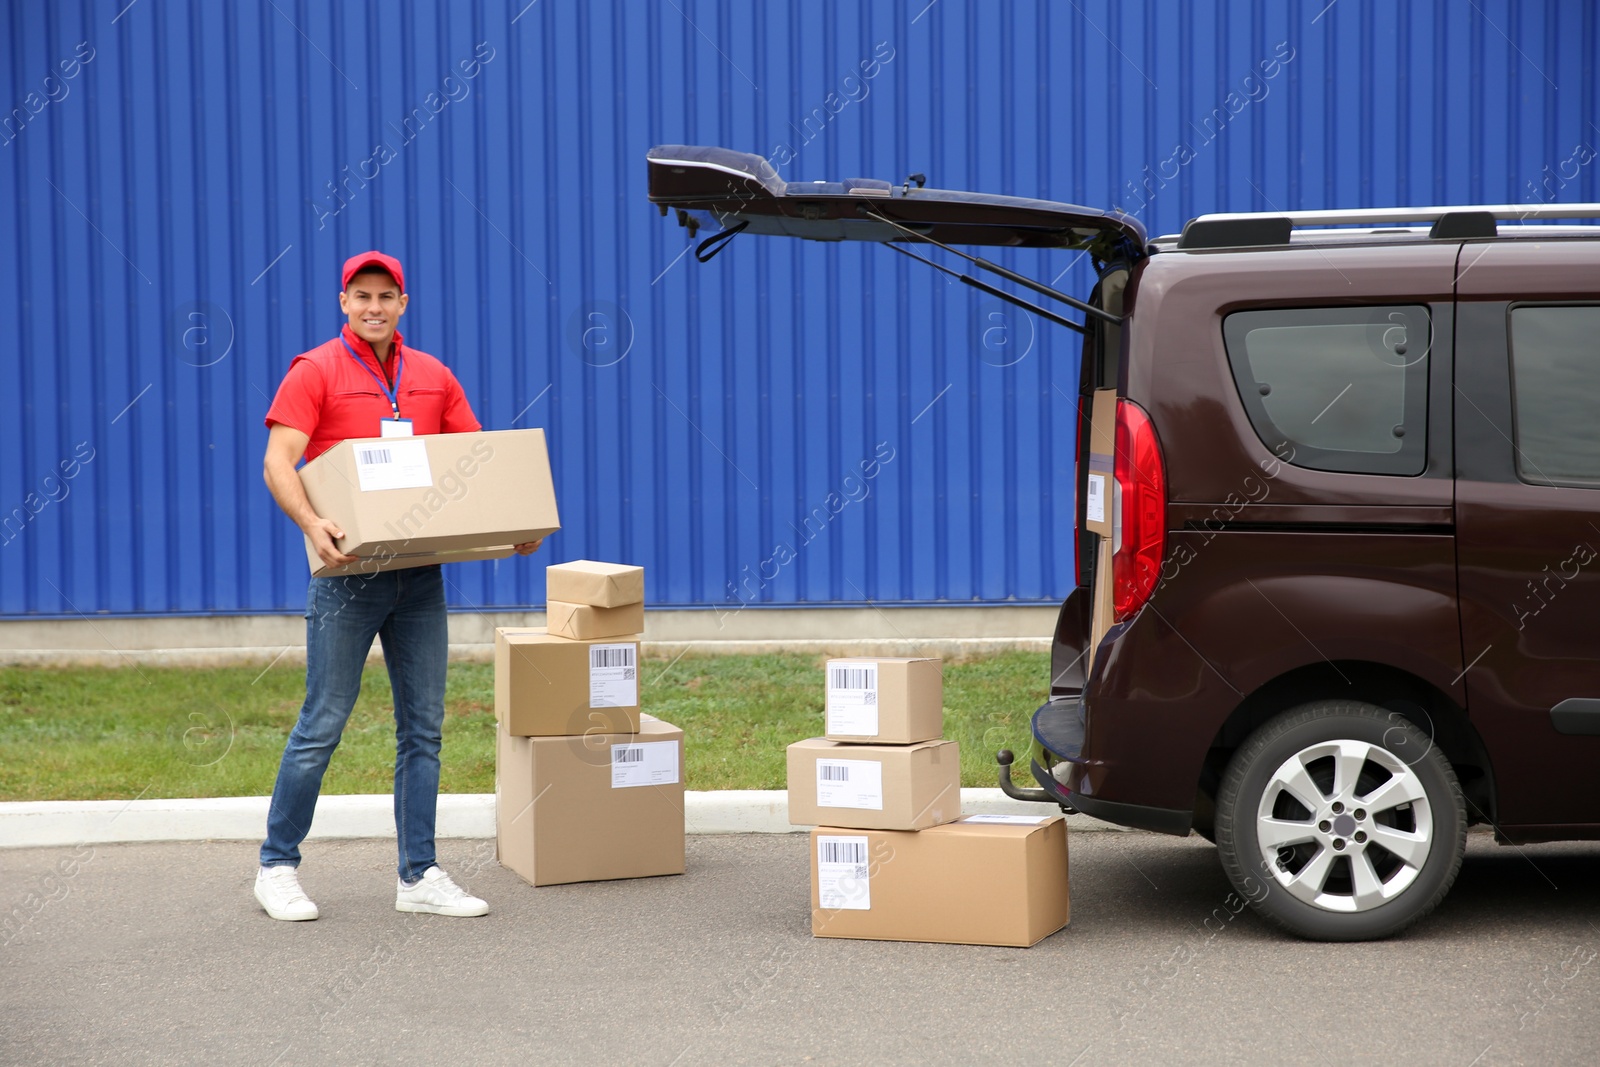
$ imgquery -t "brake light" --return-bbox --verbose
[1112,399,1166,622]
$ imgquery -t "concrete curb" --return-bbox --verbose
[0,637,1052,668]
[0,789,1129,849]
[0,606,1063,667]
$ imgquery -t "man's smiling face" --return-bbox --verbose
[339,268,408,353]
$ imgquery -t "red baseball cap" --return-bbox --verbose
[341,251,405,292]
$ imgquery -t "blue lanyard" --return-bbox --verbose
[341,337,403,419]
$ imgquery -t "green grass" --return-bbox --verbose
[0,652,1049,802]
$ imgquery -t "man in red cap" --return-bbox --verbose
[255,251,541,921]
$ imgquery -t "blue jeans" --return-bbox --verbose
[261,566,449,882]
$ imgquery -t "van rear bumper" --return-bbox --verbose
[1031,758,1194,836]
[1030,696,1193,836]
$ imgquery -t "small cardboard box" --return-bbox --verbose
[496,713,685,887]
[546,560,645,608]
[786,738,961,831]
[823,658,943,744]
[297,428,561,578]
[809,815,1070,947]
[495,628,641,736]
[546,599,646,641]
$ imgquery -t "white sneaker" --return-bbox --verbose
[395,866,488,917]
[255,865,319,921]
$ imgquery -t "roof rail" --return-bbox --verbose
[1176,203,1600,249]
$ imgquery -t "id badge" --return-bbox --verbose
[380,418,414,438]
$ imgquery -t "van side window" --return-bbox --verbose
[1509,305,1600,488]
[1223,306,1430,476]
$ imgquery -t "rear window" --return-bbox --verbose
[1223,306,1430,475]
[1510,304,1600,487]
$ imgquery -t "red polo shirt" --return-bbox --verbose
[265,325,480,461]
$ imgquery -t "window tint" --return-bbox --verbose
[1510,305,1600,487]
[1223,306,1430,475]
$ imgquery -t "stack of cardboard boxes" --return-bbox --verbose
[494,560,686,887]
[788,658,1071,947]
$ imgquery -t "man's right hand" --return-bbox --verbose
[264,424,361,570]
[303,517,361,569]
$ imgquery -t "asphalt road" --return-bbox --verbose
[2,830,1596,1066]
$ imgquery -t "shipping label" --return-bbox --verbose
[962,814,1050,825]
[589,643,637,708]
[825,662,880,736]
[611,740,680,789]
[815,758,884,810]
[354,438,432,492]
[816,835,872,910]
[1085,473,1106,524]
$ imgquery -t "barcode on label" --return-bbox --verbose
[1086,473,1106,523]
[818,840,867,866]
[358,447,392,465]
[829,667,874,690]
[815,758,882,809]
[610,740,678,788]
[590,646,636,669]
[816,834,872,908]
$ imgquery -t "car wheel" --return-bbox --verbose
[1215,700,1466,941]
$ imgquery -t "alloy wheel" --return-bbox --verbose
[1254,738,1432,913]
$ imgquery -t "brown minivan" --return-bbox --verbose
[646,146,1600,940]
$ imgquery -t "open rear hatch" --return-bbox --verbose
[646,145,1148,808]
[646,145,1145,334]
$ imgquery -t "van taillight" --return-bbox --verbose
[1112,399,1166,622]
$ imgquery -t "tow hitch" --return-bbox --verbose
[995,749,1075,813]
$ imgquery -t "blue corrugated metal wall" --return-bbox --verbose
[2,0,1597,618]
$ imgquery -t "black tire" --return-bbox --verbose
[1215,700,1466,941]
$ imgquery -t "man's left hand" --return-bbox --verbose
[513,538,544,556]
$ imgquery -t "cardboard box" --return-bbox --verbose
[809,815,1070,947]
[546,599,646,641]
[297,428,561,578]
[496,713,685,886]
[1086,538,1115,674]
[546,560,645,608]
[1084,388,1117,538]
[495,628,641,736]
[786,738,961,831]
[318,545,525,579]
[1083,389,1119,673]
[823,658,943,744]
